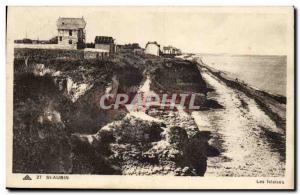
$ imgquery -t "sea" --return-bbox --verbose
[198,54,287,97]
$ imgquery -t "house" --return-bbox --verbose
[145,41,160,56]
[162,46,173,55]
[57,17,86,49]
[94,36,115,55]
[173,48,182,55]
[162,45,182,57]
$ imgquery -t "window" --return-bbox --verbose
[69,30,72,36]
[59,36,62,41]
[69,40,72,44]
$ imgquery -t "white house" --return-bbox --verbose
[145,41,160,56]
[94,36,115,55]
[57,17,86,49]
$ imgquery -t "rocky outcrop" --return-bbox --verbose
[71,115,207,175]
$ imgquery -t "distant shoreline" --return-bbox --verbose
[195,58,286,130]
[183,53,286,96]
[188,53,287,58]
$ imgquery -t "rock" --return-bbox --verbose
[102,116,164,145]
[168,126,188,146]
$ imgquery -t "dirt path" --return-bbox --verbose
[192,69,285,177]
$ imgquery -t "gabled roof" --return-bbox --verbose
[57,17,86,30]
[95,36,114,44]
[146,41,160,48]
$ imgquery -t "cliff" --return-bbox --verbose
[13,49,211,175]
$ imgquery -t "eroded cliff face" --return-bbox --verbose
[13,49,211,175]
[13,73,73,173]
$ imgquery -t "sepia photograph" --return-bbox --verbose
[6,6,294,189]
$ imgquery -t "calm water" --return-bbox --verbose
[198,54,287,96]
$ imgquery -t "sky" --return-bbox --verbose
[7,7,293,55]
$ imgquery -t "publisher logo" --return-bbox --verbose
[23,175,32,180]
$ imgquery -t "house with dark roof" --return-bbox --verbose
[95,36,115,54]
[162,46,173,55]
[57,17,86,49]
[162,45,182,57]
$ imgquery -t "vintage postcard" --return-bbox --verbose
[6,6,294,189]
